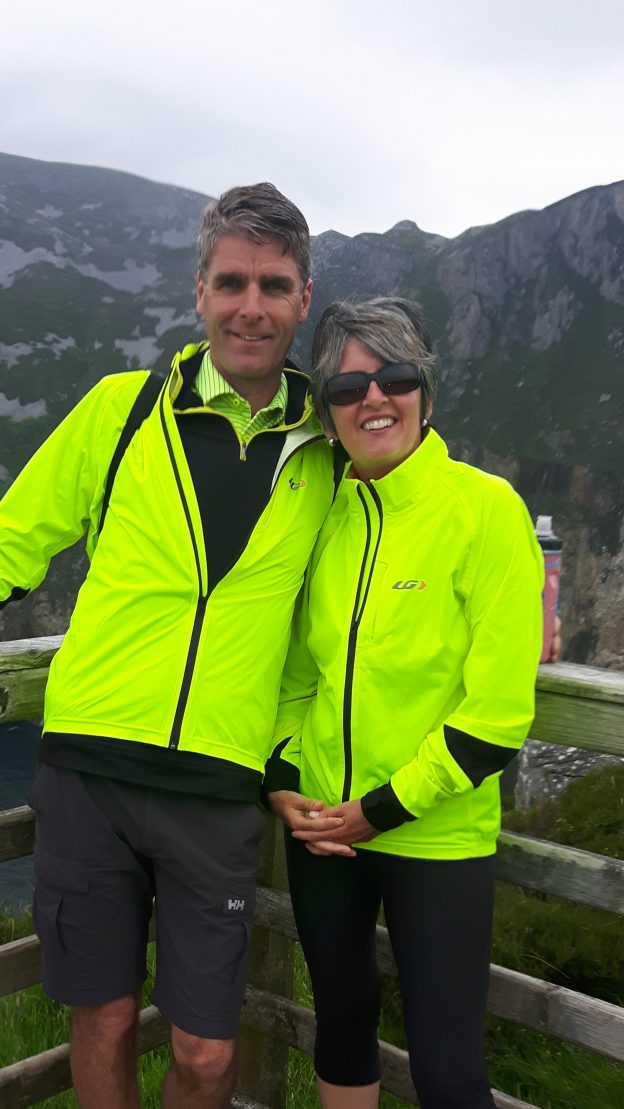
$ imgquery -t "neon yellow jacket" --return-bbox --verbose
[0,345,333,774]
[271,430,543,859]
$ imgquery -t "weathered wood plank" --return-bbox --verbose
[254,885,299,941]
[531,662,624,757]
[0,934,40,998]
[0,806,35,863]
[488,964,624,1061]
[496,831,624,915]
[0,1041,71,1109]
[0,669,48,725]
[0,638,61,725]
[536,662,624,704]
[531,690,624,756]
[0,637,63,670]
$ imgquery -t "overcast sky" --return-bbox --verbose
[2,0,622,239]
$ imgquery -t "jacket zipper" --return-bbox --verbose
[159,394,207,749]
[341,484,383,801]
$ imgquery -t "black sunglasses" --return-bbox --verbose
[324,362,423,407]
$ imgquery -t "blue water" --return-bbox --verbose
[0,721,40,913]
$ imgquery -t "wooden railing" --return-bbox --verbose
[0,638,623,1108]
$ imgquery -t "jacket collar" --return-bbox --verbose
[341,428,449,511]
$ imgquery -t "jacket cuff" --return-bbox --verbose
[443,724,519,787]
[361,783,417,832]
[262,741,301,804]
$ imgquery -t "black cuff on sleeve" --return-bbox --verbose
[261,737,301,805]
[444,724,518,787]
[361,782,417,832]
[0,586,31,610]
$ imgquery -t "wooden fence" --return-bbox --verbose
[0,637,623,1108]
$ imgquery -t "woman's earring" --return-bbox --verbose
[421,418,428,428]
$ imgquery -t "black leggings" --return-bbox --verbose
[286,837,496,1109]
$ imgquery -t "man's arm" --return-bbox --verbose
[0,374,143,607]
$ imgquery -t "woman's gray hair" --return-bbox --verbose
[311,298,437,426]
[198,183,311,288]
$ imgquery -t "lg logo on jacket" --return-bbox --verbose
[392,580,426,591]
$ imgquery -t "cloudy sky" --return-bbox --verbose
[2,0,622,238]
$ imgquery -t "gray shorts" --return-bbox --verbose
[28,764,265,1038]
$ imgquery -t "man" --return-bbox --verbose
[0,183,340,1108]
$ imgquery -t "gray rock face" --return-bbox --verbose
[515,740,624,810]
[531,286,580,351]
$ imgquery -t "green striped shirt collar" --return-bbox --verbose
[194,349,288,438]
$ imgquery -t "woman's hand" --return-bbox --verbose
[548,615,562,663]
[292,798,378,857]
[267,789,345,836]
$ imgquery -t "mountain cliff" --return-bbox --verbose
[1,152,623,666]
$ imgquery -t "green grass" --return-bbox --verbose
[486,1020,624,1109]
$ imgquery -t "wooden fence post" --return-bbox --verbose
[237,813,295,1108]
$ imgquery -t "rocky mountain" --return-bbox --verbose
[1,152,623,666]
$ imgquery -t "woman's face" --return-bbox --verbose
[329,340,428,481]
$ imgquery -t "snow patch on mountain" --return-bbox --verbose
[144,307,198,337]
[114,336,162,366]
[0,241,160,292]
[0,336,76,368]
[75,260,161,292]
[0,393,47,421]
[0,343,33,368]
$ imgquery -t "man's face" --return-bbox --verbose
[196,234,312,397]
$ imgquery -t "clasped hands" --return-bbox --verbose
[267,789,377,856]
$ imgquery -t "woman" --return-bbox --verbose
[265,299,543,1109]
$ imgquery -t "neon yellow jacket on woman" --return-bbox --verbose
[0,345,333,777]
[269,430,543,859]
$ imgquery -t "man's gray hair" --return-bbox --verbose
[311,298,437,426]
[198,183,311,287]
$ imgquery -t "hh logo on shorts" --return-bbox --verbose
[223,897,246,912]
